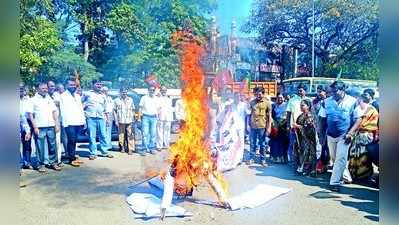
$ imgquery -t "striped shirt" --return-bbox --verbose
[114,97,135,124]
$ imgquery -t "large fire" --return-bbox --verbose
[166,30,228,200]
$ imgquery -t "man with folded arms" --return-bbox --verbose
[82,80,114,160]
[60,78,86,167]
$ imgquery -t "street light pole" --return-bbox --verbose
[311,0,315,93]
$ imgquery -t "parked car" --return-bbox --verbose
[77,89,181,142]
[77,90,142,143]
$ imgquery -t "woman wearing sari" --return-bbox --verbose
[346,93,379,180]
[293,99,317,176]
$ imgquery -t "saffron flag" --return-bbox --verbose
[145,74,161,88]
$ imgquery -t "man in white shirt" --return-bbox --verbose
[156,86,174,151]
[102,86,114,151]
[48,80,65,166]
[60,79,86,167]
[27,82,61,172]
[114,87,136,154]
[139,86,160,155]
[82,80,114,160]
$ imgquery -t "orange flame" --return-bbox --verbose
[168,30,228,197]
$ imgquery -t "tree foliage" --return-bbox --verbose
[244,0,379,80]
[20,0,216,88]
[40,49,100,88]
[20,0,62,85]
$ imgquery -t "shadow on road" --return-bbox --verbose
[22,164,152,210]
[249,162,379,222]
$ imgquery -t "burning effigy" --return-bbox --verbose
[127,28,291,220]
[131,28,228,220]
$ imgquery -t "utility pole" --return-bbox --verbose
[311,0,315,93]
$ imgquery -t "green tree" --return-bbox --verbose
[39,49,100,88]
[20,0,217,88]
[101,0,216,88]
[20,0,62,85]
[244,0,379,80]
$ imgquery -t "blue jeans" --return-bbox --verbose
[249,128,266,160]
[142,115,157,152]
[87,117,109,156]
[105,120,113,150]
[34,127,57,167]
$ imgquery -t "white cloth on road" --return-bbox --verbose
[227,184,291,210]
[126,193,189,218]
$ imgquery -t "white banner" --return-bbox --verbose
[210,104,245,171]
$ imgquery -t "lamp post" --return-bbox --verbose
[311,0,315,93]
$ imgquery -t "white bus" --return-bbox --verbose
[282,77,378,97]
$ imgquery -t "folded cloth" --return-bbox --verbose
[227,184,291,210]
[126,193,189,218]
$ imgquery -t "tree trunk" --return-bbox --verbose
[83,38,89,62]
[81,22,90,62]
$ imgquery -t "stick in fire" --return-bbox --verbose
[159,158,230,220]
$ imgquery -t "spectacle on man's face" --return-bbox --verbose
[93,82,103,91]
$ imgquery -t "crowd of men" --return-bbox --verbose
[19,78,183,173]
[20,77,379,192]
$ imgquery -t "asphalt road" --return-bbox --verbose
[20,138,379,225]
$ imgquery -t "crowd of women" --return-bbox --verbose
[269,81,379,189]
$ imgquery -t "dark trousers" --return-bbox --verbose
[61,126,68,153]
[65,125,82,161]
[250,128,266,160]
[20,130,32,166]
[270,132,288,159]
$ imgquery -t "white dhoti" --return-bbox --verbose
[157,121,171,149]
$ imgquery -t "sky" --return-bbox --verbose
[214,0,254,37]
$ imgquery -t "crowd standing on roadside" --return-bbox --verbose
[19,77,379,191]
[19,78,182,173]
